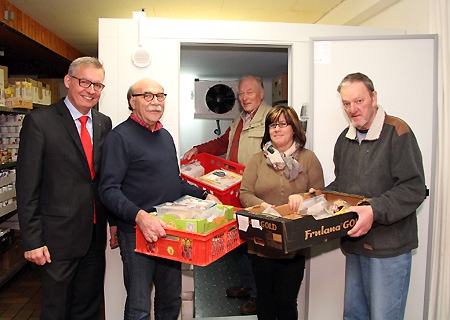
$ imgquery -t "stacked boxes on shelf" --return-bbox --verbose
[272,73,288,104]
[6,78,51,108]
[0,113,23,163]
[0,169,17,219]
[180,263,195,319]
[0,229,23,275]
[0,66,7,107]
[0,66,57,109]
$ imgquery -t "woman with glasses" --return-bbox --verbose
[240,105,324,320]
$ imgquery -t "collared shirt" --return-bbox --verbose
[130,113,163,132]
[240,107,258,128]
[64,97,93,142]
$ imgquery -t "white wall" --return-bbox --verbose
[309,36,436,320]
[359,0,429,33]
[98,18,404,319]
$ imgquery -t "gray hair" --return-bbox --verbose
[68,57,105,78]
[337,72,375,94]
[239,75,264,90]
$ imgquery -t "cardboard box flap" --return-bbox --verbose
[308,190,366,206]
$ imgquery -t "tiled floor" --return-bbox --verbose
[0,265,105,320]
[0,249,251,319]
[0,265,42,320]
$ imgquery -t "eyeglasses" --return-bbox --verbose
[132,92,167,102]
[70,75,105,92]
[269,122,289,129]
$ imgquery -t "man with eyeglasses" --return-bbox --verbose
[99,77,220,320]
[16,56,113,319]
[182,75,271,315]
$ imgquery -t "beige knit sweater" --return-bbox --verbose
[240,149,325,259]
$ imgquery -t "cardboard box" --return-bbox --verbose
[6,78,33,109]
[182,269,194,292]
[272,73,288,103]
[0,69,5,106]
[39,78,61,104]
[29,79,50,105]
[0,65,8,88]
[180,299,194,319]
[0,233,24,273]
[236,191,364,253]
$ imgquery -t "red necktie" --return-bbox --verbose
[79,116,95,178]
[79,116,96,223]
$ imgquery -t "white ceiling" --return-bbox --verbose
[4,0,397,79]
[7,0,349,56]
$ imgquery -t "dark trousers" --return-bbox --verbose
[40,228,105,320]
[251,254,305,320]
[237,243,257,297]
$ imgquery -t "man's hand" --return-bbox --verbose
[109,225,119,249]
[24,246,51,265]
[205,193,222,204]
[347,205,374,237]
[183,147,198,160]
[135,210,166,243]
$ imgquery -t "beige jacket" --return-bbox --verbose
[226,101,272,166]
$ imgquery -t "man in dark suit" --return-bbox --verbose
[16,56,113,320]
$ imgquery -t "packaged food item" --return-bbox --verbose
[180,159,205,179]
[299,194,350,219]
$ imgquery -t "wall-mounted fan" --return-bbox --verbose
[194,80,240,119]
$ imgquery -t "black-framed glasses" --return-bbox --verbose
[269,122,289,129]
[132,92,167,102]
[70,75,105,92]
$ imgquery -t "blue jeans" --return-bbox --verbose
[343,252,412,320]
[118,230,181,320]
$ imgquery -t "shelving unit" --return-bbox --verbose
[0,108,24,288]
[0,0,77,291]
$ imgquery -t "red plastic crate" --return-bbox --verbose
[135,219,245,266]
[180,153,245,207]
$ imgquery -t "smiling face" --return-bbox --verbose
[269,113,294,153]
[238,77,264,113]
[340,81,378,130]
[64,65,104,115]
[129,78,165,129]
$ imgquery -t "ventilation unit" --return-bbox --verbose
[194,80,240,119]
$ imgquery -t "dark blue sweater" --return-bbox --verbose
[99,118,204,233]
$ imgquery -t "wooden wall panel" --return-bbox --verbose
[0,0,84,61]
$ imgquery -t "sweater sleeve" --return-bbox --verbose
[195,127,230,156]
[304,150,325,190]
[98,131,142,222]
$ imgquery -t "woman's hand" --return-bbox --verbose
[261,202,273,209]
[288,194,303,212]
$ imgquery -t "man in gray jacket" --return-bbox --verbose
[326,72,427,320]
